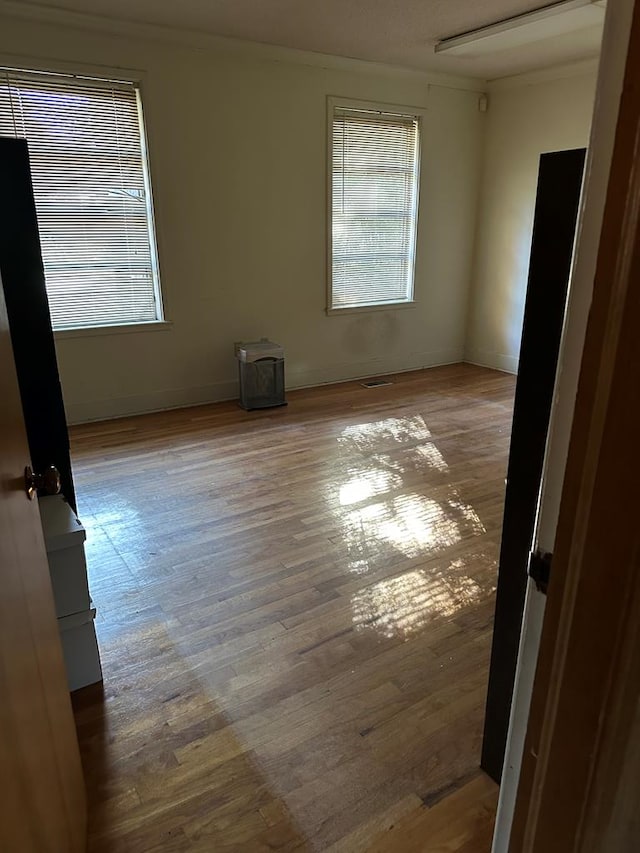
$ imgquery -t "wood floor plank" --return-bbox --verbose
[69,364,514,851]
[363,773,499,852]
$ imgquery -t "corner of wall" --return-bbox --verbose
[463,61,599,376]
[461,91,491,363]
[464,348,519,375]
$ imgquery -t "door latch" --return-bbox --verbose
[528,549,552,594]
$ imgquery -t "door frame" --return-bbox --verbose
[0,138,77,513]
[481,148,586,783]
[510,0,640,846]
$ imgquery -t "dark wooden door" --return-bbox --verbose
[481,148,587,782]
[0,137,76,511]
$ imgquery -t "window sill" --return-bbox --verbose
[326,301,417,317]
[54,320,173,340]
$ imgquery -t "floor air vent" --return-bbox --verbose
[361,379,393,388]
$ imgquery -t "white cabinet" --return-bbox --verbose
[39,495,102,692]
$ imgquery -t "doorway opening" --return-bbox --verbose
[0,24,605,853]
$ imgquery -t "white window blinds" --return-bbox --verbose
[330,105,420,310]
[0,69,162,330]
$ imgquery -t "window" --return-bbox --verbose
[328,100,421,311]
[0,68,162,330]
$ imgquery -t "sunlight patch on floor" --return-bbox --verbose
[352,562,484,639]
[341,493,485,563]
[413,442,448,472]
[338,415,433,452]
[339,468,403,505]
[330,415,485,575]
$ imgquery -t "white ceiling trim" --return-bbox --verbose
[0,49,147,83]
[488,55,599,90]
[0,0,486,91]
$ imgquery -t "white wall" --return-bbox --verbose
[465,66,598,374]
[0,14,484,423]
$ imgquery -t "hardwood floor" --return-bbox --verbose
[69,364,515,851]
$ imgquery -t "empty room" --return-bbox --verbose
[2,0,630,851]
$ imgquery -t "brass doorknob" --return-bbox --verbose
[25,465,61,500]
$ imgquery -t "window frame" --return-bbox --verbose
[0,56,168,336]
[326,95,424,315]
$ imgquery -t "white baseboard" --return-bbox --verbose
[285,348,465,390]
[64,379,238,424]
[64,348,464,423]
[464,348,519,375]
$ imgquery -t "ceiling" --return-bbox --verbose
[8,0,605,79]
